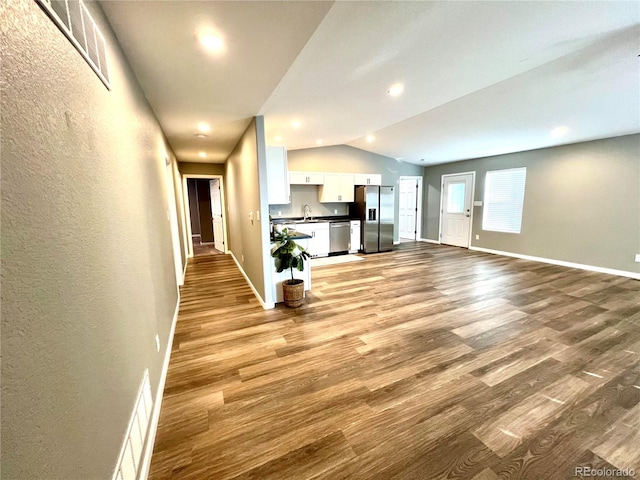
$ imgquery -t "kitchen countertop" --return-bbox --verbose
[272,216,355,224]
[270,230,312,242]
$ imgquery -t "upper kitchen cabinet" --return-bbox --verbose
[319,173,354,203]
[266,146,290,205]
[354,173,382,186]
[289,171,324,185]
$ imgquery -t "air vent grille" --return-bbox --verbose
[36,0,110,89]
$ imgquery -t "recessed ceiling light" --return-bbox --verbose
[316,139,323,145]
[366,135,375,143]
[197,122,210,133]
[195,133,207,138]
[291,121,301,129]
[275,136,283,142]
[198,151,207,158]
[198,32,224,53]
[551,126,569,137]
[387,83,404,97]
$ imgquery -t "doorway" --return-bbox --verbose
[398,176,423,241]
[439,172,475,248]
[183,175,228,257]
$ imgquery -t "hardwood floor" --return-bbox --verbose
[149,242,640,480]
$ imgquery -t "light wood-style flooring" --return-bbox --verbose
[149,242,640,479]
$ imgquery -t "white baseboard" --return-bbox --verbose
[419,238,441,244]
[469,246,640,280]
[230,251,275,310]
[138,296,181,480]
[393,241,400,245]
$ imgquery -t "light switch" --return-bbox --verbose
[256,211,260,221]
[473,200,483,207]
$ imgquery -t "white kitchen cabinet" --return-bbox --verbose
[349,220,361,253]
[294,222,330,257]
[319,173,354,203]
[266,146,290,204]
[354,173,382,186]
[289,171,324,185]
[271,237,311,303]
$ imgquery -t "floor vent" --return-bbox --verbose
[113,369,153,480]
[35,0,111,89]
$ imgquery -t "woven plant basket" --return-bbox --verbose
[282,279,305,308]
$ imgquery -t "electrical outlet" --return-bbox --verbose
[155,334,160,352]
[475,235,479,240]
[278,211,281,216]
[241,254,244,262]
[334,209,338,214]
[256,211,260,221]
[635,254,640,263]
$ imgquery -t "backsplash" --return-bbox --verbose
[269,184,349,219]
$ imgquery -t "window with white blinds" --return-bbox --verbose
[482,167,527,234]
[36,0,110,89]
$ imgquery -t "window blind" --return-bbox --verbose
[482,167,526,234]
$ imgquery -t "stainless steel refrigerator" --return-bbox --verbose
[352,186,394,253]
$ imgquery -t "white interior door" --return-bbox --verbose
[209,179,224,252]
[399,178,419,239]
[441,173,473,247]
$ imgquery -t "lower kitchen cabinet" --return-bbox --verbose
[350,220,361,253]
[294,222,330,257]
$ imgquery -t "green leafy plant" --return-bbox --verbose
[271,228,311,281]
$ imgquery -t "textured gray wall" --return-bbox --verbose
[1,1,181,478]
[422,134,640,274]
[224,118,272,303]
[286,145,424,241]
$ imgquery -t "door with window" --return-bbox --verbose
[441,173,474,247]
[209,179,224,252]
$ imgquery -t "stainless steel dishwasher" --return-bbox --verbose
[329,221,351,254]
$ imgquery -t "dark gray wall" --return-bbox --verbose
[422,134,640,274]
[286,145,424,241]
[1,1,181,478]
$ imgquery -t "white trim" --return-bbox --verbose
[419,238,441,244]
[138,296,181,480]
[229,251,276,310]
[438,171,476,248]
[469,246,640,280]
[393,241,400,245]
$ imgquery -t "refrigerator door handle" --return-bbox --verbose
[368,208,377,221]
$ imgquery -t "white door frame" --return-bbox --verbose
[398,176,423,240]
[438,171,476,248]
[165,158,184,286]
[182,174,229,257]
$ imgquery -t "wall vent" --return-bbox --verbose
[113,369,153,480]
[35,0,111,89]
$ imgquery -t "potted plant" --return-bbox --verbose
[271,228,311,308]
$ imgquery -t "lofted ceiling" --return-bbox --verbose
[101,1,640,166]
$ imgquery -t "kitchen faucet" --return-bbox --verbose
[303,204,312,221]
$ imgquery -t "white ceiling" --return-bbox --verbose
[101,1,640,166]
